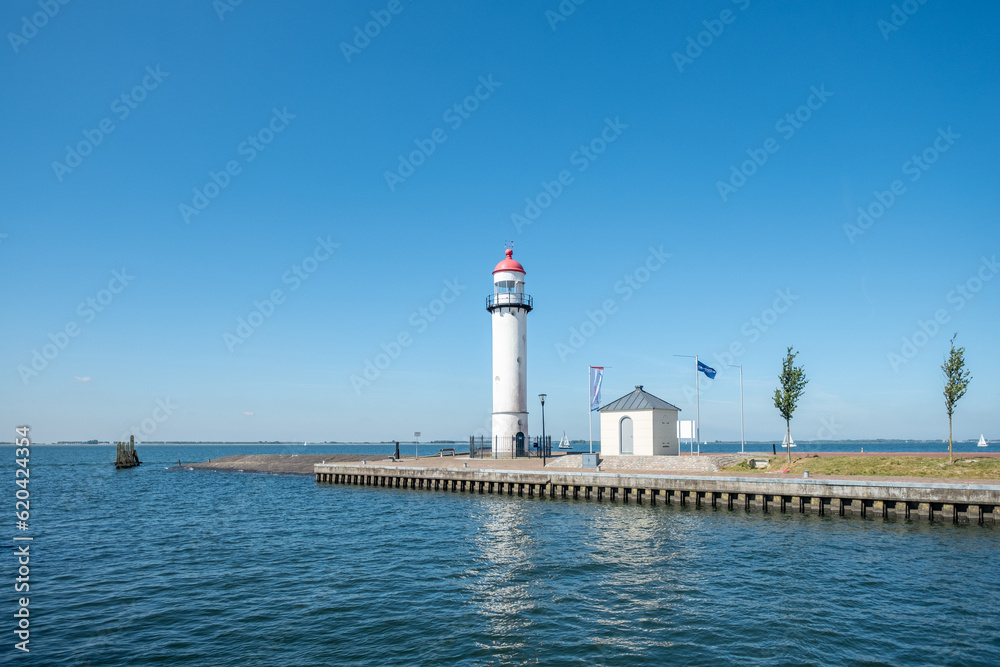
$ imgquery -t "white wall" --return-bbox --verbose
[600,409,679,456]
[599,410,653,456]
[651,409,680,456]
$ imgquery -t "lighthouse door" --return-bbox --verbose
[620,417,633,455]
[515,432,525,457]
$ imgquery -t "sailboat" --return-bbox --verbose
[978,434,989,448]
[781,432,796,448]
[558,432,572,450]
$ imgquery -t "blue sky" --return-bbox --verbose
[2,0,998,443]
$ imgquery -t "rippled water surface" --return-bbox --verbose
[13,446,1000,666]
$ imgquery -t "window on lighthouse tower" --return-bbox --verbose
[496,280,516,294]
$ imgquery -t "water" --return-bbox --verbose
[9,445,1000,666]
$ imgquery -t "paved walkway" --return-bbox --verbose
[183,452,1000,485]
[184,453,373,475]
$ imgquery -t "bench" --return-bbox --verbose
[439,448,456,457]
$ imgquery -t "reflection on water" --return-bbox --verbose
[585,506,688,654]
[466,500,538,660]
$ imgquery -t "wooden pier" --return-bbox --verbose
[315,463,1000,524]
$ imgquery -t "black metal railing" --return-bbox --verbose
[532,435,552,460]
[486,292,533,311]
[470,435,489,458]
[469,434,551,459]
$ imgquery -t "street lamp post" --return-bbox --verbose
[414,431,421,460]
[539,394,547,465]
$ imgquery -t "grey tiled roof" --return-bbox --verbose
[599,385,681,412]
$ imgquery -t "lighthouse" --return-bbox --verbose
[487,248,532,456]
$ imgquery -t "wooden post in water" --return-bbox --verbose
[114,435,141,469]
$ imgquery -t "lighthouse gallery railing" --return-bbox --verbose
[486,293,533,310]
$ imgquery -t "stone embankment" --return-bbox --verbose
[315,461,1000,525]
[180,453,1000,525]
[547,453,755,472]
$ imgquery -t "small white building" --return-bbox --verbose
[599,385,681,456]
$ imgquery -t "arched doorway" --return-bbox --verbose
[620,417,633,455]
[515,431,525,457]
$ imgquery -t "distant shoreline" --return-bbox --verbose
[1,443,411,447]
[0,439,988,446]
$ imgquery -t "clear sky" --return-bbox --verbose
[3,1,998,444]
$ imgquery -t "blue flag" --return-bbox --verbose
[589,366,604,411]
[698,361,717,379]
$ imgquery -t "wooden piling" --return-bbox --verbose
[114,435,141,469]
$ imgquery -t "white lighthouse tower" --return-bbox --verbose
[488,248,532,456]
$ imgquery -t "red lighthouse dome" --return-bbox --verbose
[492,249,525,275]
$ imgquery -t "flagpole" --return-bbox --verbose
[587,365,610,454]
[673,354,697,456]
[696,355,701,455]
[728,364,744,453]
[589,413,593,454]
[588,365,593,454]
[738,364,744,454]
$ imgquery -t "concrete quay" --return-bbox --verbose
[184,453,374,474]
[314,461,1000,525]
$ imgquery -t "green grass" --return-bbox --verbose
[722,455,1000,479]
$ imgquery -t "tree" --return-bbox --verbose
[942,333,972,463]
[773,346,808,464]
